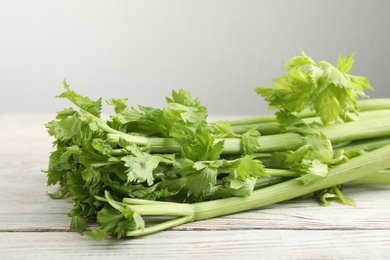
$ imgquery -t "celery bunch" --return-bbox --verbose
[45,51,390,240]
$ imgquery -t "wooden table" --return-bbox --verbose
[1,113,390,259]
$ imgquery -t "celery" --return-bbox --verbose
[45,50,390,241]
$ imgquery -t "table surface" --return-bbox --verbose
[1,113,390,259]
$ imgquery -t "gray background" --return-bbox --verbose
[1,0,389,116]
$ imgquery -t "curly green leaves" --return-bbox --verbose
[255,50,373,125]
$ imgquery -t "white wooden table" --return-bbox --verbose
[1,113,390,259]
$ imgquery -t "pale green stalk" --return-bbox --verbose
[266,169,390,185]
[334,137,390,153]
[228,98,390,126]
[81,101,390,155]
[106,112,390,154]
[350,170,390,185]
[230,109,390,135]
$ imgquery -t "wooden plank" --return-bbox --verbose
[1,230,389,259]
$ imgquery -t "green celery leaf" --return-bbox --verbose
[70,215,88,234]
[81,167,101,186]
[106,97,128,113]
[85,229,109,241]
[166,89,204,110]
[223,177,256,197]
[78,145,117,168]
[220,175,256,198]
[91,139,114,156]
[57,80,102,117]
[66,171,88,201]
[206,168,258,199]
[47,186,70,199]
[241,128,261,155]
[274,110,334,183]
[121,145,177,186]
[337,53,355,73]
[164,89,207,124]
[46,149,68,185]
[92,190,145,239]
[165,103,205,124]
[122,153,161,186]
[255,50,373,124]
[283,49,315,70]
[333,186,356,206]
[184,164,218,202]
[95,206,143,240]
[236,155,269,179]
[255,68,314,112]
[108,101,144,125]
[175,125,224,161]
[55,107,77,119]
[45,114,82,141]
[306,159,329,177]
[303,132,333,164]
[315,186,356,206]
[212,121,240,138]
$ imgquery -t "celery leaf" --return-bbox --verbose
[57,80,102,117]
[255,50,373,124]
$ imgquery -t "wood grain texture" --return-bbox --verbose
[1,230,390,260]
[1,113,390,259]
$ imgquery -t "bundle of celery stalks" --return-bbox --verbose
[45,50,390,240]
